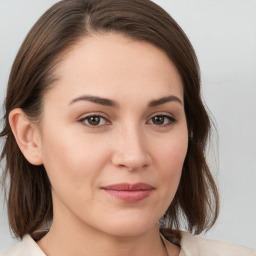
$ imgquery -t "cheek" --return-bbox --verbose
[153,133,188,193]
[40,127,111,190]
[155,134,188,171]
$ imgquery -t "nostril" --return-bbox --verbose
[111,151,150,171]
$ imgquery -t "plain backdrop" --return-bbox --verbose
[0,0,255,253]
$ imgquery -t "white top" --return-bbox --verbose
[2,231,255,256]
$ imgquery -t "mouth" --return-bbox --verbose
[101,183,155,202]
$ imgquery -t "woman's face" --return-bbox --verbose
[37,33,188,236]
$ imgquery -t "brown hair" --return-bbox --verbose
[0,0,219,243]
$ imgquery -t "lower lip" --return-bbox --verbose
[103,189,153,202]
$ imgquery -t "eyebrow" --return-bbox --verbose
[69,94,182,107]
[70,95,119,107]
[148,95,183,107]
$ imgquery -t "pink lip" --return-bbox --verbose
[101,183,154,202]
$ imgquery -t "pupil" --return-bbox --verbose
[88,116,100,125]
[153,116,164,125]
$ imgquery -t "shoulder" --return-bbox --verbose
[1,235,45,256]
[180,231,256,256]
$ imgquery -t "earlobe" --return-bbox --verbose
[9,108,43,165]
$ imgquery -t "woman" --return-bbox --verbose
[0,0,255,255]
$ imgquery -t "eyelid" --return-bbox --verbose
[146,111,176,120]
[77,111,110,121]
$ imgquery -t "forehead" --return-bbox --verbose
[46,33,183,104]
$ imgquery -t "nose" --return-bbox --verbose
[111,126,151,171]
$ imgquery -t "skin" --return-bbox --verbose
[10,33,188,256]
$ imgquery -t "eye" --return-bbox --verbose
[147,114,176,126]
[79,115,110,127]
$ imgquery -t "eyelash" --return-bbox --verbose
[146,114,176,127]
[78,115,110,128]
[78,114,176,128]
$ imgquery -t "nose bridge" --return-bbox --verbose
[112,121,149,170]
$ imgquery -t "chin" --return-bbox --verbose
[99,214,159,237]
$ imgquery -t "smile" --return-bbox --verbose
[101,183,155,202]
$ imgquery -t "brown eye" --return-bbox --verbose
[87,116,101,126]
[152,115,165,125]
[80,115,109,127]
[148,115,176,126]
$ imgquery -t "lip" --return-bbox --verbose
[101,183,154,202]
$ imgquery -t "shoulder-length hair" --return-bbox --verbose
[0,0,219,243]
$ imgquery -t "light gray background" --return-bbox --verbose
[0,0,255,253]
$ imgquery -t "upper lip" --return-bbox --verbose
[102,183,154,191]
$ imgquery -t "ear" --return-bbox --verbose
[9,108,43,165]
